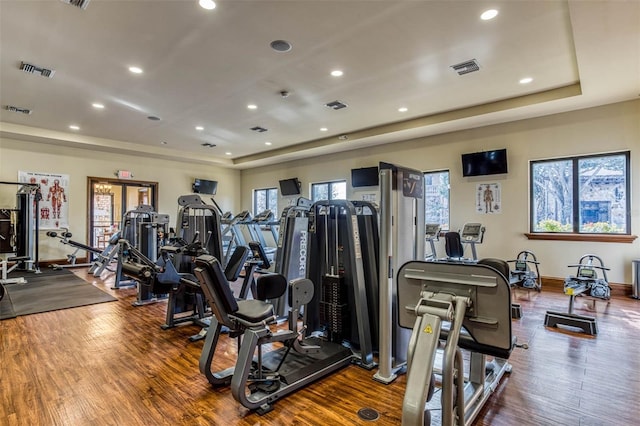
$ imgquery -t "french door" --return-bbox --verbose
[87,177,158,249]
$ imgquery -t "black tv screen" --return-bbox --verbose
[279,178,301,196]
[461,149,508,177]
[351,167,379,187]
[192,178,218,195]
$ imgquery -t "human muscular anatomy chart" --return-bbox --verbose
[18,171,69,229]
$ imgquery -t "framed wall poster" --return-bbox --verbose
[476,183,501,214]
[18,171,70,229]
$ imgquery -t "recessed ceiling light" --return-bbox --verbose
[481,9,498,20]
[398,107,408,112]
[320,127,328,132]
[199,0,216,10]
[225,152,232,156]
[129,66,143,74]
[69,125,80,130]
[92,103,104,109]
[330,70,344,77]
[195,126,204,131]
[265,141,272,146]
[519,77,533,84]
[247,104,257,110]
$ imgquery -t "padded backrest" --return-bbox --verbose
[397,260,513,358]
[194,255,239,321]
[444,231,464,258]
[478,258,510,281]
[256,273,288,301]
[225,246,249,281]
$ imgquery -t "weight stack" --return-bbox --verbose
[320,274,349,342]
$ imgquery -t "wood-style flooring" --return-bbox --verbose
[1,270,639,425]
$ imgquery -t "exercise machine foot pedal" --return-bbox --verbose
[255,404,274,416]
[544,311,597,335]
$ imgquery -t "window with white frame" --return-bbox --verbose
[530,151,630,234]
[311,180,347,202]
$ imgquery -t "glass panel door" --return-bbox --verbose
[88,178,157,251]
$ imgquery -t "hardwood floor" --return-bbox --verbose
[1,271,639,425]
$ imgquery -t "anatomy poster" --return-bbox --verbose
[476,183,501,214]
[18,171,70,229]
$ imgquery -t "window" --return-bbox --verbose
[311,180,346,202]
[424,170,450,230]
[530,152,630,234]
[253,187,278,216]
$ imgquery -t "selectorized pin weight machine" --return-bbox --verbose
[1,181,42,285]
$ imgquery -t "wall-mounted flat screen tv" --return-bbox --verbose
[461,149,508,177]
[351,166,379,187]
[279,178,301,196]
[192,178,218,195]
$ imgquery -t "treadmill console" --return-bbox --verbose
[461,223,484,242]
[425,223,441,239]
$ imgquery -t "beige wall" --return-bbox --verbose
[0,138,240,261]
[2,100,638,283]
[240,100,640,284]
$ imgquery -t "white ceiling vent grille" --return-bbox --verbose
[5,105,32,115]
[451,59,480,75]
[250,126,268,133]
[20,62,56,78]
[325,100,348,110]
[60,0,91,10]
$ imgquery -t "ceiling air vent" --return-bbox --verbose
[250,126,268,133]
[5,105,32,115]
[325,100,348,110]
[60,0,91,10]
[451,59,480,75]
[20,62,56,78]
[201,143,216,148]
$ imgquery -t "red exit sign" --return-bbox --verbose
[117,170,133,179]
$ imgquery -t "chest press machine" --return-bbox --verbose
[398,260,524,426]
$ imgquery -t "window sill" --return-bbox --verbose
[524,233,637,243]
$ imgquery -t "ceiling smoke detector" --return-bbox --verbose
[270,40,292,52]
[60,0,91,10]
[450,59,480,75]
[325,100,348,110]
[5,105,32,115]
[20,62,55,78]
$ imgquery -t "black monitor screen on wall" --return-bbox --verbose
[279,178,301,196]
[351,167,379,187]
[192,178,218,195]
[461,149,508,177]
